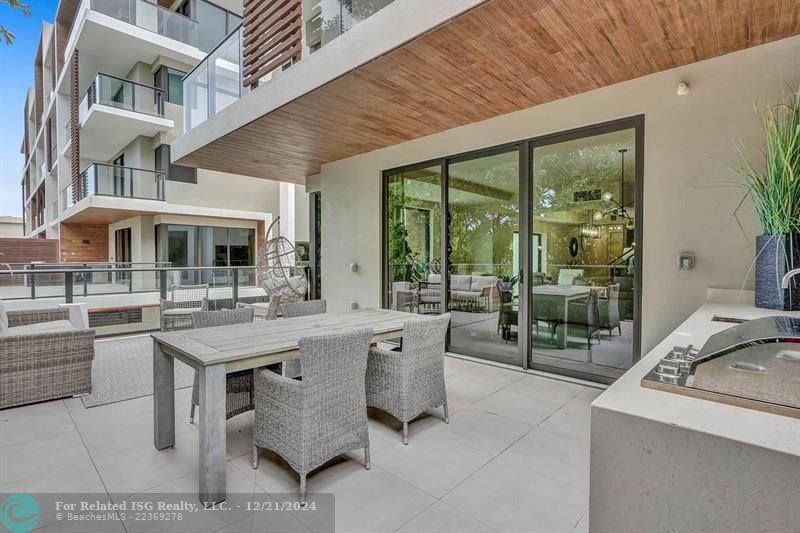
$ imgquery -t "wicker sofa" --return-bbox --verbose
[0,302,95,409]
[419,274,500,312]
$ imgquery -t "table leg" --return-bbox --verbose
[560,298,569,349]
[153,340,175,450]
[198,364,227,504]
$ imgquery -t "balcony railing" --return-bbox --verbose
[90,0,198,48]
[64,163,166,208]
[184,24,244,131]
[81,73,166,120]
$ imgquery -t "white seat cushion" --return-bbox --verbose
[7,320,76,336]
[470,275,498,292]
[162,307,202,316]
[451,290,480,301]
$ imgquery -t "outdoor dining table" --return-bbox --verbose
[151,308,435,504]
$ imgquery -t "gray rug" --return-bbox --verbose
[82,336,195,408]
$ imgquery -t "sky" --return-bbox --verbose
[0,0,59,218]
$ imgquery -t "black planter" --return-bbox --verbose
[754,233,800,311]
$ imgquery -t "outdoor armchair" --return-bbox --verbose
[278,299,327,378]
[252,327,373,498]
[563,289,601,350]
[366,313,451,444]
[189,307,255,422]
[236,293,281,321]
[0,303,94,409]
[598,283,622,336]
[160,283,210,332]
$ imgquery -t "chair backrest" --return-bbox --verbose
[586,289,600,327]
[558,269,584,285]
[402,313,451,370]
[171,284,209,307]
[297,328,373,415]
[607,283,620,322]
[190,307,253,329]
[264,293,281,320]
[280,299,326,318]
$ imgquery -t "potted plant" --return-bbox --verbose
[737,86,800,310]
[498,274,519,292]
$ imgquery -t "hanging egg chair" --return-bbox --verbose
[259,217,308,303]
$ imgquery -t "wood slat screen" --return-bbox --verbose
[70,50,80,203]
[242,0,302,89]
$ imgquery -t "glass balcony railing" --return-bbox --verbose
[81,73,165,120]
[90,0,198,47]
[65,163,166,208]
[184,24,244,131]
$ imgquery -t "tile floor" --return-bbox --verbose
[0,347,602,533]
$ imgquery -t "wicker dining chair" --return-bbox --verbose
[236,294,281,321]
[278,299,327,378]
[366,313,451,444]
[188,307,255,423]
[160,284,210,332]
[252,327,373,498]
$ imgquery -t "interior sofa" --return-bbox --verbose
[419,274,499,312]
[0,301,95,409]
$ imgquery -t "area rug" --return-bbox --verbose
[81,336,195,408]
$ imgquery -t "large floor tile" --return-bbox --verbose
[398,501,498,532]
[216,512,313,532]
[95,432,200,496]
[499,425,589,491]
[429,408,531,455]
[231,449,301,495]
[453,363,525,389]
[573,510,589,533]
[0,464,109,531]
[444,456,587,533]
[0,398,66,420]
[0,403,76,447]
[443,356,478,376]
[79,410,193,459]
[373,431,493,498]
[299,460,435,533]
[368,407,447,446]
[444,375,505,411]
[536,389,597,441]
[65,394,154,430]
[0,429,92,485]
[504,375,585,405]
[471,389,560,427]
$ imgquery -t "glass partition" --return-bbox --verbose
[79,163,166,201]
[85,74,165,117]
[91,0,198,47]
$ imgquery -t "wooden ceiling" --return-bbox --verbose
[175,0,800,183]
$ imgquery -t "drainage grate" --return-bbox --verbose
[89,308,143,327]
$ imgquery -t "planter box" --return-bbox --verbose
[755,234,800,311]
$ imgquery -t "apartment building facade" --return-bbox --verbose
[19,0,308,279]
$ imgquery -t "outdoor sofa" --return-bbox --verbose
[0,301,94,409]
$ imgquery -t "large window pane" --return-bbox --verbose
[385,165,441,314]
[447,150,520,365]
[530,128,637,379]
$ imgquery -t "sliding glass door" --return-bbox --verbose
[446,148,521,365]
[529,126,639,381]
[382,117,642,383]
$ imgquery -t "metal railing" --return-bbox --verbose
[64,164,166,206]
[0,264,259,303]
[90,0,198,47]
[81,73,166,119]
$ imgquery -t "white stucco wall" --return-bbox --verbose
[320,35,800,356]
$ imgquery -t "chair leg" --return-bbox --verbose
[299,474,307,500]
[189,404,196,424]
[402,422,409,445]
[251,443,259,469]
[364,446,371,470]
[443,402,450,424]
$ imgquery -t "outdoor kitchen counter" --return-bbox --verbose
[589,293,800,533]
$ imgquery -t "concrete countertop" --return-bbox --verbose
[592,295,800,457]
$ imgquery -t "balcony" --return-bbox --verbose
[79,74,173,161]
[183,0,395,132]
[64,163,166,210]
[90,0,198,48]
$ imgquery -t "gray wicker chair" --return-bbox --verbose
[252,327,373,498]
[189,307,255,423]
[160,284,210,332]
[366,313,451,444]
[236,294,281,321]
[0,307,95,409]
[278,299,327,378]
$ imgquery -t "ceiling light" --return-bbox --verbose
[601,191,613,202]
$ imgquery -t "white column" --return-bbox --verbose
[279,182,295,243]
